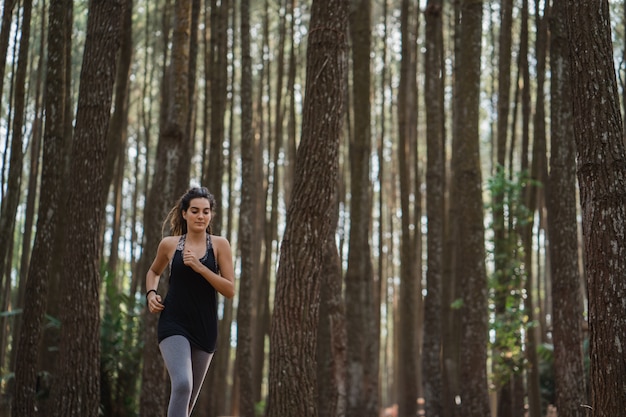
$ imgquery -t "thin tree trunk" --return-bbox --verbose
[0,1,32,362]
[547,4,589,417]
[11,1,68,415]
[397,2,419,416]
[107,5,137,416]
[200,3,234,414]
[443,3,463,416]
[491,0,518,414]
[236,0,257,415]
[0,0,16,117]
[36,5,75,415]
[346,1,376,416]
[377,0,390,411]
[203,0,229,234]
[284,0,298,206]
[9,0,45,383]
[253,0,288,407]
[186,0,200,144]
[423,1,445,416]
[523,2,549,416]
[453,1,490,416]
[104,0,133,277]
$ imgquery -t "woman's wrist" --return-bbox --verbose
[146,289,158,301]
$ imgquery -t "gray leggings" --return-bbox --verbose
[159,335,214,417]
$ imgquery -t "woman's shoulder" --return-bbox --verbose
[210,234,231,250]
[210,233,229,242]
[159,235,182,251]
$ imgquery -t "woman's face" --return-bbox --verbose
[183,197,212,232]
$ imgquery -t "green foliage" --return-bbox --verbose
[100,264,144,417]
[486,166,540,388]
[486,166,537,228]
[537,343,555,411]
[256,400,266,416]
[450,298,464,310]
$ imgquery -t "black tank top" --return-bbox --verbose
[157,233,219,352]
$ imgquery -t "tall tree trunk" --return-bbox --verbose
[102,0,133,212]
[0,0,16,116]
[9,0,44,382]
[101,0,133,287]
[443,5,464,417]
[284,0,298,206]
[48,0,125,415]
[453,1,490,416]
[200,3,232,415]
[236,0,257,415]
[423,1,445,416]
[377,0,390,411]
[491,0,520,414]
[397,1,419,416]
[37,4,75,415]
[166,0,193,192]
[267,0,348,414]
[524,2,549,416]
[252,0,289,407]
[0,0,32,362]
[547,2,589,416]
[346,1,376,417]
[565,1,626,416]
[186,0,200,143]
[11,0,69,414]
[203,0,229,234]
[104,0,133,276]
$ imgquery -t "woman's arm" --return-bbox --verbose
[146,236,177,313]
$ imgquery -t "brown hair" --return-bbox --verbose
[162,186,216,236]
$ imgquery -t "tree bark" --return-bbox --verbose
[11,0,68,415]
[199,2,233,415]
[423,1,445,416]
[236,0,257,415]
[267,0,348,414]
[100,0,133,324]
[397,1,419,416]
[524,2,548,416]
[565,1,626,416]
[203,0,229,234]
[0,0,32,359]
[317,188,347,417]
[48,0,125,415]
[345,1,377,416]
[547,2,589,417]
[9,0,44,386]
[443,4,463,416]
[0,0,16,116]
[453,1,490,416]
[36,5,75,415]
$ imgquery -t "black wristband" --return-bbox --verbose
[146,289,158,301]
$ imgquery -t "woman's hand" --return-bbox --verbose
[183,249,203,272]
[147,292,164,313]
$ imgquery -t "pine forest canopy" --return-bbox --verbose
[0,1,625,417]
